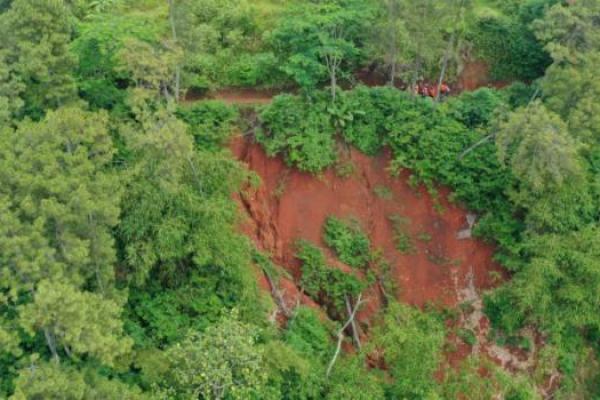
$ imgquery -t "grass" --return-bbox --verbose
[389,214,416,254]
[374,185,393,200]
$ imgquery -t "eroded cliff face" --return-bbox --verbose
[232,135,541,374]
[232,136,502,307]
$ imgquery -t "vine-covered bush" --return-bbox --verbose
[442,88,506,129]
[323,216,371,269]
[176,100,238,150]
[296,240,365,319]
[257,93,337,173]
[469,2,554,81]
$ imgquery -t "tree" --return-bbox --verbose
[19,280,131,365]
[495,227,600,340]
[0,50,24,123]
[542,52,600,147]
[325,356,385,400]
[11,362,146,400]
[0,106,129,365]
[369,0,465,89]
[368,0,408,86]
[386,0,447,88]
[117,101,251,286]
[471,0,555,81]
[169,0,268,89]
[116,38,183,102]
[165,311,271,400]
[533,0,600,65]
[167,0,181,101]
[435,0,471,101]
[0,0,77,118]
[495,101,583,203]
[369,302,445,399]
[270,0,368,99]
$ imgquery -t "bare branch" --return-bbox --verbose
[326,293,365,378]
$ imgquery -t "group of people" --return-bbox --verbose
[414,82,451,98]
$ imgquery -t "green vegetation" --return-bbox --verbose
[388,214,415,254]
[323,216,371,269]
[296,240,364,318]
[370,302,446,398]
[1,0,600,397]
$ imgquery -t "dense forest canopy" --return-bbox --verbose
[1,0,600,398]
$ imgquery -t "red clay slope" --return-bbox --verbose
[231,137,505,315]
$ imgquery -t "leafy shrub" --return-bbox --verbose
[501,81,540,109]
[284,307,334,361]
[296,240,365,319]
[483,286,526,336]
[469,4,552,81]
[370,302,445,399]
[223,52,283,87]
[443,88,506,128]
[342,87,431,156]
[326,356,385,400]
[176,101,238,150]
[388,214,415,254]
[457,328,477,346]
[257,93,337,173]
[339,86,386,155]
[323,216,371,269]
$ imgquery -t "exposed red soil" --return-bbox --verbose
[184,88,279,105]
[231,137,505,317]
[457,60,510,91]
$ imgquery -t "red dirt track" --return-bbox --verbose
[231,137,504,315]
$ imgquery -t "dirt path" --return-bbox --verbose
[185,60,502,106]
[184,87,278,105]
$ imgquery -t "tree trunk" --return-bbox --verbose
[167,0,180,102]
[326,294,364,378]
[345,295,361,350]
[435,32,455,103]
[330,68,337,102]
[458,133,495,160]
[44,327,60,363]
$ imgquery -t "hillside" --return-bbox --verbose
[1,0,600,399]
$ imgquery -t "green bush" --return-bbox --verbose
[483,286,526,336]
[323,216,371,269]
[176,101,238,150]
[339,86,387,155]
[296,240,365,319]
[257,93,337,172]
[223,52,283,87]
[371,302,445,399]
[470,3,553,81]
[443,88,506,128]
[284,307,334,361]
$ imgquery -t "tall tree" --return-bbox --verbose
[541,52,600,147]
[369,302,445,399]
[165,311,271,400]
[0,106,129,365]
[0,0,77,118]
[435,0,471,101]
[117,100,251,286]
[11,362,146,400]
[495,101,583,204]
[505,227,600,338]
[270,0,368,99]
[398,0,446,86]
[116,38,183,102]
[368,0,408,86]
[533,0,600,65]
